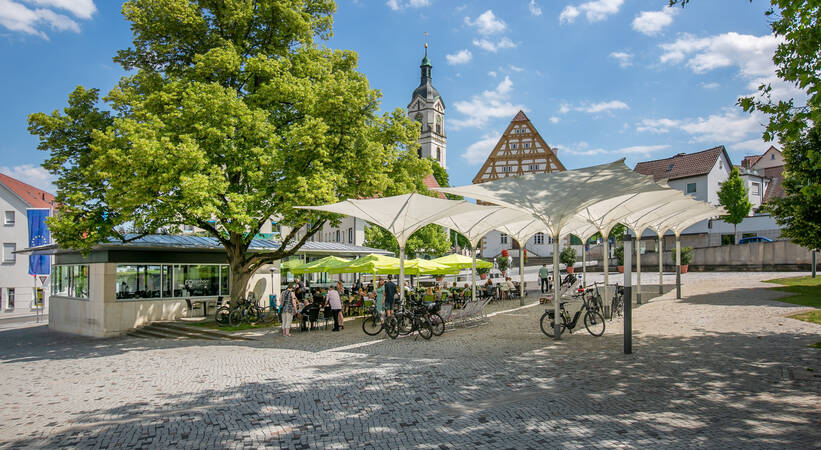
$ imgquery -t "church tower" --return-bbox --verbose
[408,44,447,168]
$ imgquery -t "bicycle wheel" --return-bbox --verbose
[260,307,277,324]
[397,313,414,335]
[384,316,399,339]
[215,306,231,326]
[584,310,606,336]
[539,311,566,338]
[246,305,261,323]
[429,313,445,336]
[415,317,433,340]
[228,308,243,327]
[362,315,383,336]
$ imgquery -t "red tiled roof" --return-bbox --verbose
[0,173,55,209]
[741,155,762,169]
[423,174,446,199]
[634,146,729,181]
[511,110,529,122]
[762,165,785,202]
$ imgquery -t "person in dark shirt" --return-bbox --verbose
[383,275,397,317]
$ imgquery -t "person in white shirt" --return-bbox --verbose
[325,282,344,331]
[500,276,515,300]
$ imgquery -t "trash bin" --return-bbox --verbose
[269,294,277,310]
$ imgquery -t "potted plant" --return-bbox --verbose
[614,245,625,273]
[560,247,577,273]
[497,255,510,277]
[677,246,693,273]
[477,266,490,280]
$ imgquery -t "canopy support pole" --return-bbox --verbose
[675,235,681,299]
[553,232,561,340]
[658,235,663,294]
[812,250,817,278]
[603,232,610,318]
[623,234,633,355]
[519,241,525,306]
[399,247,406,304]
[582,243,587,288]
[636,236,642,305]
[471,246,477,302]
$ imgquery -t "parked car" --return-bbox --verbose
[738,236,773,244]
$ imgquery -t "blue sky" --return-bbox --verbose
[0,0,799,191]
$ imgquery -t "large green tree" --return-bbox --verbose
[672,0,821,249]
[28,0,430,301]
[717,167,753,239]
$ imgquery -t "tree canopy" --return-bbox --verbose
[28,0,431,300]
[718,167,753,234]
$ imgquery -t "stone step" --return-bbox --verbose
[126,327,185,340]
[151,322,253,341]
[142,323,221,341]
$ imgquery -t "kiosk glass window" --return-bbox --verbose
[53,265,90,299]
[219,265,229,295]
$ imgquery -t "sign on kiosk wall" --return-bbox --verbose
[27,209,50,276]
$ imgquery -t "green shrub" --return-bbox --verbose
[560,247,577,266]
[614,245,624,266]
[677,246,694,265]
[497,256,510,273]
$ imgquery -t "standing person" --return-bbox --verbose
[280,284,298,337]
[375,277,385,322]
[325,282,343,331]
[539,264,549,294]
[383,275,397,317]
[336,281,346,329]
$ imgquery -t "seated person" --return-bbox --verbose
[423,286,435,303]
[500,276,516,300]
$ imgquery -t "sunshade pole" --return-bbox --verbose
[553,231,561,340]
[623,234,633,355]
[519,241,525,306]
[658,235,663,294]
[399,246,406,304]
[582,241,587,287]
[602,231,609,317]
[471,247,477,302]
[675,234,681,299]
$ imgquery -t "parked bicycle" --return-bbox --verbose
[610,283,625,320]
[540,291,606,338]
[384,301,433,340]
[362,305,384,336]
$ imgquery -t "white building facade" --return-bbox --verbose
[0,174,54,318]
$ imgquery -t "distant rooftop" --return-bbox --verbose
[634,146,730,181]
[0,173,55,209]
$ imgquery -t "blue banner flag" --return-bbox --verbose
[27,209,51,276]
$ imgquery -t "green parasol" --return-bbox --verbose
[290,256,351,274]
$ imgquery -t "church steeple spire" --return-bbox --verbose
[408,35,447,169]
[420,42,432,82]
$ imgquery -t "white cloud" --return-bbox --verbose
[509,65,524,72]
[659,31,805,104]
[730,138,770,153]
[609,51,633,68]
[446,49,472,65]
[636,118,681,134]
[26,0,96,19]
[578,100,629,113]
[560,0,623,24]
[558,103,571,114]
[450,76,526,129]
[488,71,497,77]
[472,37,516,52]
[556,142,668,157]
[386,0,430,10]
[0,164,56,193]
[0,0,88,38]
[528,0,542,16]
[465,10,506,34]
[549,116,560,124]
[637,110,766,147]
[463,132,502,165]
[700,82,720,89]
[632,6,677,36]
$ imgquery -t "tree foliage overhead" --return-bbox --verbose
[717,167,753,232]
[28,0,431,300]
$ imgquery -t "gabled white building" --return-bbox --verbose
[0,174,55,318]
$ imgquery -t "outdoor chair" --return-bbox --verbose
[438,303,454,323]
[184,298,207,317]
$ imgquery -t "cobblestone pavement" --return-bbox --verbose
[1,273,819,448]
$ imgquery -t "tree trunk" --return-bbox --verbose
[226,245,252,304]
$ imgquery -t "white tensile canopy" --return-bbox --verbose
[295,193,478,302]
[437,160,673,339]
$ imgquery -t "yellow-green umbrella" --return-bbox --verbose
[280,258,304,272]
[327,254,400,274]
[377,258,459,276]
[431,253,492,270]
[291,256,351,274]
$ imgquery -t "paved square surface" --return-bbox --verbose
[0,273,819,448]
